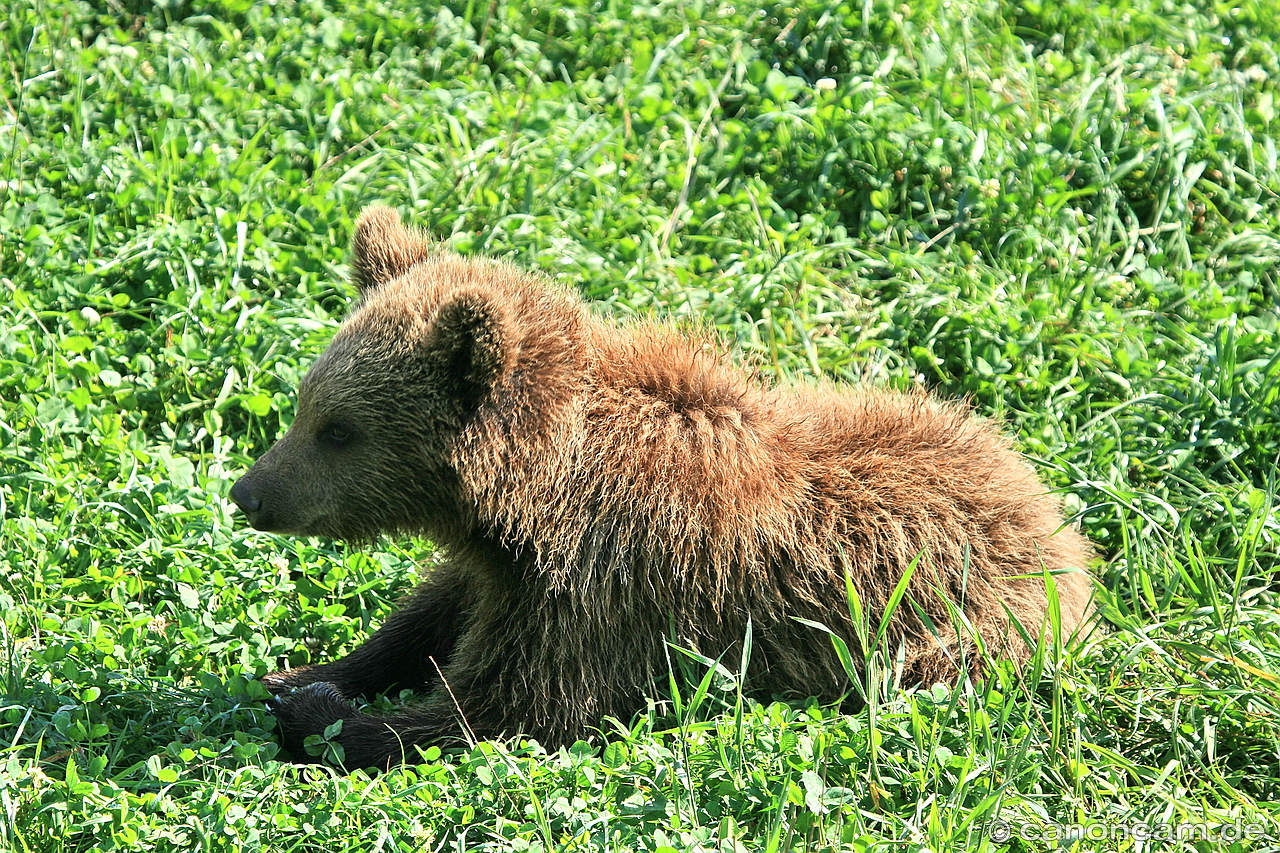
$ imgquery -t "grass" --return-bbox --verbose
[2,0,1279,849]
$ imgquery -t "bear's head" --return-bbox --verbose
[228,207,559,543]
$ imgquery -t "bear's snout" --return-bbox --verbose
[229,467,322,535]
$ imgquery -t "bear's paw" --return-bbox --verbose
[267,682,359,765]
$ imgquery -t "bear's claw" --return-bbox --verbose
[260,667,316,695]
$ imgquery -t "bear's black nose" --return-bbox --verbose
[229,479,262,514]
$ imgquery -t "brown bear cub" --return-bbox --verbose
[230,206,1093,770]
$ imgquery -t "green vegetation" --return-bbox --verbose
[2,0,1278,848]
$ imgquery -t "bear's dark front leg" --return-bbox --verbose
[267,684,475,770]
[262,562,473,700]
[265,587,604,770]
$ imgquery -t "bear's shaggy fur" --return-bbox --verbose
[230,206,1094,770]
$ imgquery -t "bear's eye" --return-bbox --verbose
[319,423,355,448]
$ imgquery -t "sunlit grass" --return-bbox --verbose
[2,0,1278,849]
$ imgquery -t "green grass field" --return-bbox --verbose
[3,0,1279,849]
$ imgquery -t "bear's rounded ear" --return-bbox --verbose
[351,206,432,296]
[429,290,512,399]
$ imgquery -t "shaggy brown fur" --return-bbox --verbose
[229,206,1094,770]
